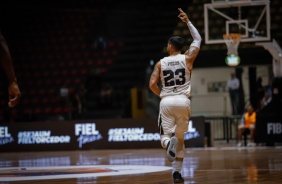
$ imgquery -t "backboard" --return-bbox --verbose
[204,0,271,44]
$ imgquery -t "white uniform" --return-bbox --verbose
[160,54,191,98]
[158,54,191,158]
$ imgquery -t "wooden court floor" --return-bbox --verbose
[0,146,282,184]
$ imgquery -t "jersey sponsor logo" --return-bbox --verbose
[0,165,171,181]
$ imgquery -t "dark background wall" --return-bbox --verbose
[0,0,280,122]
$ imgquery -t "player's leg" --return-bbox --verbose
[249,124,255,141]
[248,125,256,146]
[173,156,185,183]
[173,96,190,183]
[237,124,244,147]
[158,115,173,149]
[158,97,177,162]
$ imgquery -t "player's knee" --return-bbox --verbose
[174,131,185,141]
[238,124,244,129]
[175,125,188,138]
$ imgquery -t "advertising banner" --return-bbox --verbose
[255,115,282,144]
[0,117,205,152]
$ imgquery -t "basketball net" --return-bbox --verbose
[223,33,241,56]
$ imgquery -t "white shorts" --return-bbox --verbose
[238,124,255,129]
[158,95,191,135]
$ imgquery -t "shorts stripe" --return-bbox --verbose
[158,114,164,135]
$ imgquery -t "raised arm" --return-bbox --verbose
[178,8,201,70]
[0,32,21,107]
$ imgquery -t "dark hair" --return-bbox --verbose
[168,36,184,51]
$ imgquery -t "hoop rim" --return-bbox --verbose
[223,33,242,42]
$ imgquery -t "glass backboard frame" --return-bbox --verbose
[204,0,271,44]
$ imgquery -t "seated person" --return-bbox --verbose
[237,105,256,147]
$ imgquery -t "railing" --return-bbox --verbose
[205,115,242,143]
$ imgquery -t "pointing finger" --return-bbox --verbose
[178,8,184,13]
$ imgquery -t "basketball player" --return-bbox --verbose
[0,31,21,107]
[149,8,201,183]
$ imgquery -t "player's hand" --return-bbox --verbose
[8,81,21,107]
[178,8,189,23]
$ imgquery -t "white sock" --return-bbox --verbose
[173,160,183,173]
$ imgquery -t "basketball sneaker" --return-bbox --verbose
[247,142,256,147]
[237,141,243,147]
[166,136,178,162]
[173,171,184,183]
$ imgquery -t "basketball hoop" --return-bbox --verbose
[223,33,241,55]
[223,33,241,66]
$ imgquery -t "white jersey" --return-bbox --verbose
[160,54,191,98]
